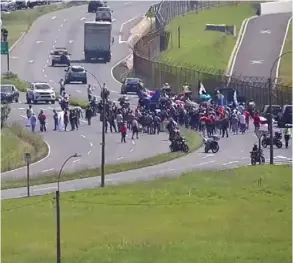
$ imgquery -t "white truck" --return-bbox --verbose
[84,21,112,62]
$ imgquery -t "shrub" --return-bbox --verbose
[1,73,28,92]
[1,104,11,128]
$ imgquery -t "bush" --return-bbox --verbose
[1,123,48,172]
[1,73,28,92]
[1,104,11,128]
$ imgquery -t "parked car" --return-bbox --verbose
[121,78,144,94]
[50,47,71,67]
[1,84,19,103]
[26,82,56,104]
[64,65,87,84]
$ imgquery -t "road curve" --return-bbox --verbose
[2,1,172,181]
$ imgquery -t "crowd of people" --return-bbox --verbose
[24,80,291,151]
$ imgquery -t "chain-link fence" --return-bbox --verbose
[133,1,292,109]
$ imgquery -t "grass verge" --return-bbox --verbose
[2,165,291,263]
[2,128,202,189]
[159,3,256,71]
[2,3,78,48]
[1,74,89,109]
[1,123,48,172]
[278,21,292,87]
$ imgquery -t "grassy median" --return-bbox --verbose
[159,3,256,71]
[2,165,291,263]
[2,128,202,189]
[1,123,48,172]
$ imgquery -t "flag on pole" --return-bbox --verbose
[233,90,238,106]
[198,82,206,95]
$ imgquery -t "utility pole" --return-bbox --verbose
[101,84,106,187]
[177,26,181,48]
[56,190,61,263]
[24,152,31,197]
[268,77,274,164]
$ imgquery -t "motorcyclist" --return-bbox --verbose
[59,78,65,95]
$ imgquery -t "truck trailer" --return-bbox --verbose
[84,21,112,62]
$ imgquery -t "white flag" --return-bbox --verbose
[199,82,206,95]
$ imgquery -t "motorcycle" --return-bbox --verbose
[170,138,189,153]
[203,136,220,153]
[250,150,265,165]
[261,132,282,148]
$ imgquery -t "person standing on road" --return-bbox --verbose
[30,113,37,132]
[284,127,291,148]
[131,117,139,139]
[85,106,92,125]
[53,109,58,131]
[26,105,33,127]
[120,122,127,143]
[38,110,47,132]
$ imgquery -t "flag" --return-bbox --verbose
[233,90,238,106]
[198,82,206,95]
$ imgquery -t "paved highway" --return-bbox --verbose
[1,2,173,181]
[231,13,292,78]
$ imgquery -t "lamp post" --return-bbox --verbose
[268,51,292,165]
[85,70,106,188]
[56,153,81,263]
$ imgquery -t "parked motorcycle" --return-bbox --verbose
[170,138,189,153]
[250,150,265,165]
[203,136,220,153]
[261,132,282,148]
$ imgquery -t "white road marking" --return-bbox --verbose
[49,80,54,83]
[10,56,18,59]
[53,44,55,48]
[28,60,34,63]
[123,1,132,5]
[260,29,271,34]
[60,24,63,27]
[36,186,56,191]
[64,19,67,22]
[56,35,59,39]
[58,28,61,32]
[119,14,143,44]
[250,60,263,65]
[52,16,57,20]
[42,168,55,173]
[80,17,86,21]
[117,157,124,160]
[20,115,26,119]
[201,154,214,159]
[274,155,290,159]
[44,75,47,78]
[73,159,80,163]
[69,40,74,44]
[131,140,135,145]
[18,107,25,110]
[46,60,49,63]
[42,69,45,72]
[90,142,93,147]
[87,151,91,155]
[222,161,239,166]
[44,65,47,68]
[81,135,86,138]
[197,161,215,166]
[76,90,81,93]
[130,148,134,152]
[36,40,43,44]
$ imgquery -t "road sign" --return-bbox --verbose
[1,41,8,55]
[24,152,31,163]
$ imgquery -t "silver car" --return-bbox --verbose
[64,65,87,84]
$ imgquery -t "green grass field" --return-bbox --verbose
[2,4,70,47]
[2,165,291,263]
[1,124,48,172]
[159,3,256,71]
[278,22,292,86]
[2,128,202,189]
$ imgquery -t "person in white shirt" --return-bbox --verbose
[238,112,246,134]
[131,118,139,139]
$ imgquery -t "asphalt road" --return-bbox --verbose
[231,13,292,79]
[1,1,173,181]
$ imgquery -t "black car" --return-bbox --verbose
[121,78,144,94]
[50,48,71,67]
[1,84,19,103]
[88,0,104,12]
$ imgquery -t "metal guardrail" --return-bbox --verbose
[132,1,292,108]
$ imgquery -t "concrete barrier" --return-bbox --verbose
[260,0,292,15]
[205,24,236,36]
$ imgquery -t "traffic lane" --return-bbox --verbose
[232,13,292,78]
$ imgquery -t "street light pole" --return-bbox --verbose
[56,153,81,263]
[85,70,106,187]
[268,51,292,165]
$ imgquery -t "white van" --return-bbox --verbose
[95,6,112,22]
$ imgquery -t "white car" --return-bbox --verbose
[26,82,56,104]
[95,6,112,22]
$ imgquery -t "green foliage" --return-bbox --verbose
[1,123,48,172]
[1,104,11,128]
[1,73,28,92]
[2,165,292,263]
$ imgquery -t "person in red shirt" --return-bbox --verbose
[244,110,250,129]
[38,110,47,132]
[253,112,261,131]
[120,122,127,143]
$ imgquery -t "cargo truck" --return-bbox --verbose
[84,21,112,62]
